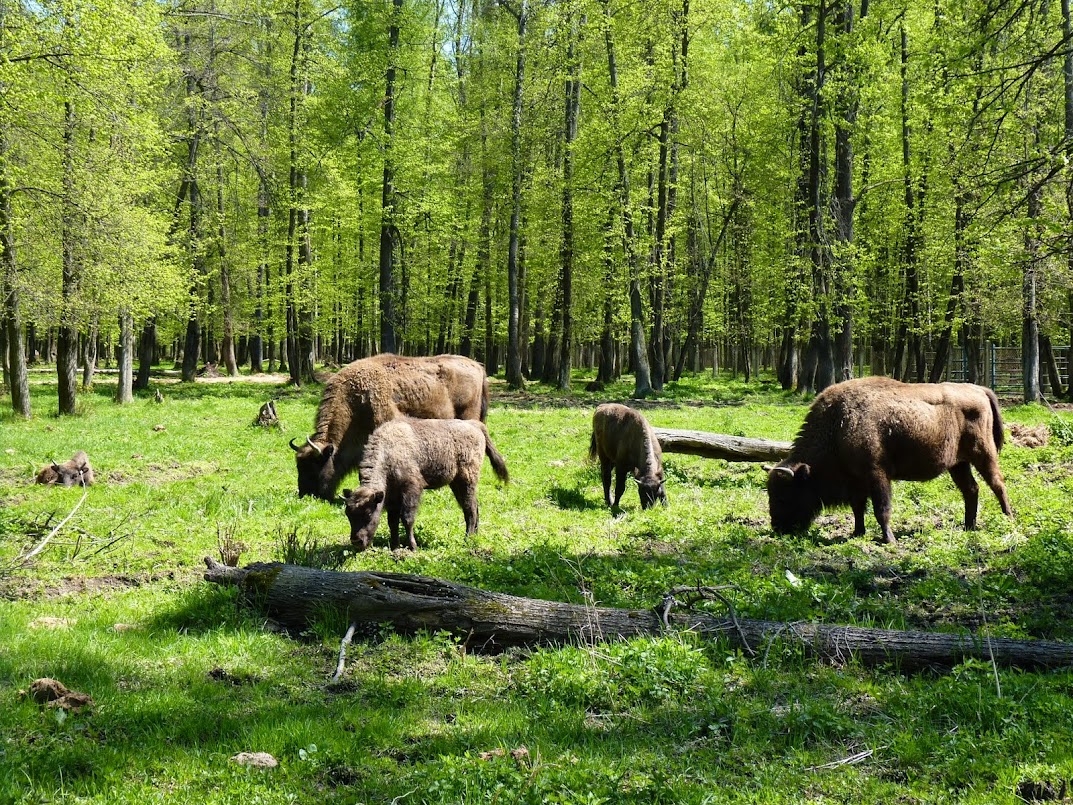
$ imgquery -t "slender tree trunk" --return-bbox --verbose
[116,311,133,404]
[0,131,29,417]
[603,0,651,397]
[503,0,527,389]
[379,0,404,355]
[597,207,617,384]
[58,99,80,414]
[135,318,155,391]
[214,133,238,377]
[80,321,97,390]
[556,8,581,391]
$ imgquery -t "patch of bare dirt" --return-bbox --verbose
[0,571,176,601]
[104,460,219,486]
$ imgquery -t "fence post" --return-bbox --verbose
[988,342,995,390]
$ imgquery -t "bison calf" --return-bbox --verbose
[343,418,508,551]
[766,377,1013,543]
[36,451,95,487]
[589,403,667,510]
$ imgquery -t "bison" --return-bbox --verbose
[342,418,509,551]
[589,403,667,510]
[36,451,95,487]
[765,377,1013,543]
[291,353,488,501]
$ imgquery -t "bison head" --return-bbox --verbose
[343,487,385,550]
[765,463,822,534]
[291,436,336,500]
[636,469,667,510]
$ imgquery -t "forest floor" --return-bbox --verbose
[2,370,1073,804]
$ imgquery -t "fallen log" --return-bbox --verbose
[203,558,1073,672]
[653,428,791,462]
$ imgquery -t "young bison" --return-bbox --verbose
[291,353,489,501]
[589,403,667,510]
[766,376,1013,543]
[343,418,509,551]
[35,451,95,487]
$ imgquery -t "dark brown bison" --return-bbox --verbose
[765,377,1013,543]
[589,403,667,510]
[36,451,95,487]
[291,353,488,500]
[342,418,509,551]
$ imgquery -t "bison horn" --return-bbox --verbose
[769,466,795,478]
[306,436,323,456]
[288,437,301,452]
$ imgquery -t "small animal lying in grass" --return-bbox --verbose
[343,418,509,551]
[35,451,95,487]
[589,403,667,510]
[765,376,1013,543]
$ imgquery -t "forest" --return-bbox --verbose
[1,0,1071,412]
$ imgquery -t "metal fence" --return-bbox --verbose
[939,344,1069,394]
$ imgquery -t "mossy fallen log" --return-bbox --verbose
[653,428,792,462]
[202,558,1073,672]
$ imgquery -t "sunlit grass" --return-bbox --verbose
[2,369,1073,802]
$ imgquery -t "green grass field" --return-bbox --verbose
[3,369,1073,804]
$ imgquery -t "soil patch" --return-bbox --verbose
[0,570,177,601]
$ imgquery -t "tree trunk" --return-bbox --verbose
[58,99,80,415]
[654,428,791,462]
[556,8,581,391]
[115,311,133,404]
[0,130,29,418]
[603,0,651,398]
[503,0,527,389]
[135,318,156,391]
[379,0,404,355]
[214,132,238,377]
[203,559,1073,672]
[80,321,97,390]
[596,207,617,384]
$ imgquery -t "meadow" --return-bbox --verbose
[2,370,1073,804]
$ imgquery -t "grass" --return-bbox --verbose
[2,369,1073,803]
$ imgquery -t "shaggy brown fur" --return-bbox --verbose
[35,451,95,487]
[766,377,1012,543]
[292,353,489,500]
[589,403,667,509]
[342,418,509,551]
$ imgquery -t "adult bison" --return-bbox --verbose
[765,377,1013,543]
[291,353,488,500]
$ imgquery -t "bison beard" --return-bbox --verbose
[766,377,1013,543]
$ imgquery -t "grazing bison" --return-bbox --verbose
[342,418,509,551]
[765,377,1013,543]
[291,353,488,500]
[589,403,667,510]
[36,451,95,487]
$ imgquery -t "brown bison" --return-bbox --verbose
[342,418,509,551]
[36,451,95,487]
[589,403,667,510]
[765,377,1013,543]
[291,353,489,500]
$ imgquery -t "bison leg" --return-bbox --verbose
[948,463,981,530]
[600,460,614,508]
[850,496,868,538]
[451,479,479,535]
[613,467,628,509]
[868,476,896,544]
[387,507,403,551]
[400,491,422,551]
[971,455,1013,519]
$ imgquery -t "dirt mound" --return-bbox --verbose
[1010,423,1049,448]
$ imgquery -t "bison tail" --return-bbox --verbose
[588,430,598,462]
[986,387,1005,451]
[480,378,490,422]
[480,425,509,484]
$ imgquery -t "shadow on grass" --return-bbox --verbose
[546,485,603,512]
